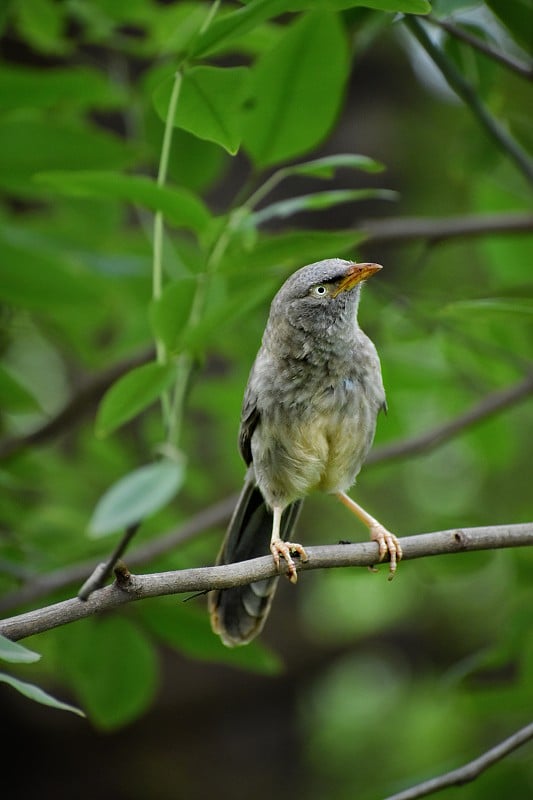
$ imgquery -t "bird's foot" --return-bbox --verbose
[270,538,308,584]
[369,524,402,580]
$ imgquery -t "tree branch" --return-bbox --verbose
[0,523,531,642]
[385,721,533,800]
[425,15,533,82]
[77,522,141,601]
[405,17,533,186]
[367,372,533,465]
[360,212,533,246]
[0,494,239,613]
[1,373,530,613]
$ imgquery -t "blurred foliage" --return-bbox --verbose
[0,1,532,798]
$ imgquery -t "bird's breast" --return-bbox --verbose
[251,378,378,506]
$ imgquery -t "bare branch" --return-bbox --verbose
[405,18,533,186]
[385,721,533,800]
[367,372,533,465]
[77,522,141,600]
[1,373,530,613]
[425,15,533,82]
[0,494,238,613]
[0,346,154,461]
[0,522,531,642]
[360,212,533,246]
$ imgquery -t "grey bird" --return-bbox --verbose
[209,258,402,647]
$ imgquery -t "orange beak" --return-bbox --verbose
[332,262,382,297]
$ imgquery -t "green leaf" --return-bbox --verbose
[135,2,210,58]
[153,66,251,154]
[486,0,532,51]
[0,119,135,196]
[37,171,211,234]
[14,0,70,55]
[0,365,42,413]
[284,153,385,179]
[243,10,349,167]
[182,280,277,351]
[431,1,475,12]
[220,229,368,273]
[190,0,289,58]
[96,362,177,438]
[149,278,197,353]
[248,188,398,227]
[287,0,430,9]
[353,0,431,10]
[0,228,100,310]
[0,65,124,111]
[0,672,85,716]
[89,460,185,537]
[0,634,41,664]
[164,127,226,194]
[441,298,533,319]
[138,600,282,675]
[57,617,157,729]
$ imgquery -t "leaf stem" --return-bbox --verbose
[152,70,183,428]
[165,213,237,447]
[199,0,221,36]
[244,168,287,210]
[154,71,183,302]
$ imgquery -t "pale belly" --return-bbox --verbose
[251,406,376,507]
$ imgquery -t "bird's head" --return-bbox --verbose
[270,258,382,334]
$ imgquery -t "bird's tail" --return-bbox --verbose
[208,476,302,647]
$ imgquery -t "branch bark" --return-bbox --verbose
[425,15,533,82]
[367,372,533,465]
[1,522,531,642]
[404,16,533,184]
[385,721,533,800]
[0,494,239,613]
[1,373,530,613]
[360,212,533,246]
[405,17,533,186]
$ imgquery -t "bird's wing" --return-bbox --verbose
[239,383,260,466]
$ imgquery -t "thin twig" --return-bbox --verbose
[425,15,533,82]
[153,70,183,429]
[405,17,533,186]
[0,523,532,641]
[1,373,531,612]
[360,212,533,246]
[0,494,238,613]
[385,721,533,800]
[77,522,141,600]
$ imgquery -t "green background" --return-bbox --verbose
[0,1,532,798]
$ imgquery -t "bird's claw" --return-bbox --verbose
[270,538,308,584]
[369,524,402,579]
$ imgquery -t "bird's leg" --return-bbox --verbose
[336,492,402,579]
[270,506,308,584]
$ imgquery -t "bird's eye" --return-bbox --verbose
[311,285,328,297]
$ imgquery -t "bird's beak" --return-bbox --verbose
[333,263,382,297]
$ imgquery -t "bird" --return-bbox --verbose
[208,258,402,647]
